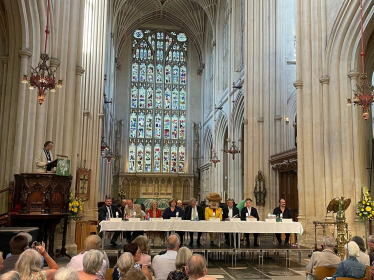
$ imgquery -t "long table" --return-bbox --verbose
[99,220,304,249]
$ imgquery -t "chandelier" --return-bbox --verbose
[224,83,241,159]
[21,0,62,105]
[347,0,374,120]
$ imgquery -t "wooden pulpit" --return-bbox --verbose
[11,173,72,257]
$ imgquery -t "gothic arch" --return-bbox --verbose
[203,126,213,164]
[233,91,244,139]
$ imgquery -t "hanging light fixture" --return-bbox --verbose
[347,0,374,120]
[225,83,241,159]
[21,0,62,105]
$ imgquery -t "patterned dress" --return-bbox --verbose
[167,266,189,280]
[29,271,47,280]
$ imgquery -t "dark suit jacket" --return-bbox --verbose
[222,206,240,220]
[184,205,205,221]
[240,207,259,221]
[273,207,293,219]
[98,204,122,221]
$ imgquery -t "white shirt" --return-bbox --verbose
[152,250,178,280]
[191,206,198,221]
[228,207,233,218]
[246,207,251,216]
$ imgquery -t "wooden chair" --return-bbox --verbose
[105,268,112,280]
[365,265,372,280]
[306,266,337,280]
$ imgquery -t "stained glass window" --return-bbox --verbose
[129,30,188,173]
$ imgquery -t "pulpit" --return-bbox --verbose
[11,173,72,256]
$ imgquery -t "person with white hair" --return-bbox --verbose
[0,270,21,280]
[78,249,103,280]
[167,247,192,280]
[115,252,134,279]
[14,242,58,280]
[152,234,180,280]
[331,241,366,280]
[54,267,79,280]
[306,236,341,273]
[185,254,217,280]
[66,235,108,279]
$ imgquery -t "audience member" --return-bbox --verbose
[167,247,192,280]
[15,242,58,280]
[306,236,340,273]
[1,235,28,274]
[54,267,79,280]
[132,236,151,267]
[331,241,366,280]
[273,198,293,245]
[122,268,147,280]
[116,252,134,279]
[351,236,370,266]
[0,270,20,280]
[152,234,180,280]
[113,244,151,280]
[98,197,122,246]
[184,198,204,247]
[77,250,103,280]
[66,235,108,279]
[368,235,374,265]
[185,254,209,280]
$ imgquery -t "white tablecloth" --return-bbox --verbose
[99,220,303,235]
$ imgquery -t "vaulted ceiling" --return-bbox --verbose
[113,0,218,66]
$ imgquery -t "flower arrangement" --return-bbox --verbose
[69,191,84,221]
[118,189,126,199]
[357,186,374,221]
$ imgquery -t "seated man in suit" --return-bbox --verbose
[222,198,240,246]
[98,197,122,246]
[185,198,205,247]
[241,198,259,247]
[124,198,143,243]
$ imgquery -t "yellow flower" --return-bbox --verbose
[74,208,78,212]
[80,206,83,211]
[359,213,362,216]
[363,201,366,204]
[361,208,364,211]
[366,206,372,212]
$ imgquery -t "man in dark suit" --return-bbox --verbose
[241,198,259,247]
[273,198,293,245]
[98,197,122,246]
[185,198,205,246]
[222,198,240,246]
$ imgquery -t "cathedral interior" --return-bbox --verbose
[1,0,374,278]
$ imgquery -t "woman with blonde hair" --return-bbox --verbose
[167,247,192,280]
[0,270,21,280]
[15,242,58,280]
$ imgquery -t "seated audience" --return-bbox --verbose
[66,235,108,280]
[54,267,79,280]
[122,268,147,280]
[78,250,104,280]
[152,234,180,280]
[350,236,370,266]
[186,254,217,280]
[5,233,32,259]
[115,252,134,279]
[368,235,374,265]
[167,247,192,280]
[1,235,29,274]
[0,270,21,280]
[15,242,58,280]
[331,241,366,280]
[306,236,340,273]
[132,236,151,267]
[113,244,151,280]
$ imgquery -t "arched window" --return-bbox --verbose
[129,30,187,173]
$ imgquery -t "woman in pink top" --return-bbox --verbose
[132,236,151,267]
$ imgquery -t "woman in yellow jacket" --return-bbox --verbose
[205,193,223,245]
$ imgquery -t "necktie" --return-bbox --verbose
[107,207,112,218]
[193,208,196,220]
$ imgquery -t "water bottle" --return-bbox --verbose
[116,212,119,218]
[176,212,179,218]
[106,213,109,221]
[280,213,283,222]
[133,212,136,218]
[246,213,249,219]
[267,213,271,219]
[195,215,199,221]
[276,214,280,222]
[213,212,216,218]
[147,215,151,221]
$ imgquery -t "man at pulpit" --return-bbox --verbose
[35,141,54,173]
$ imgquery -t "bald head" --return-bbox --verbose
[166,234,180,251]
[186,254,207,279]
